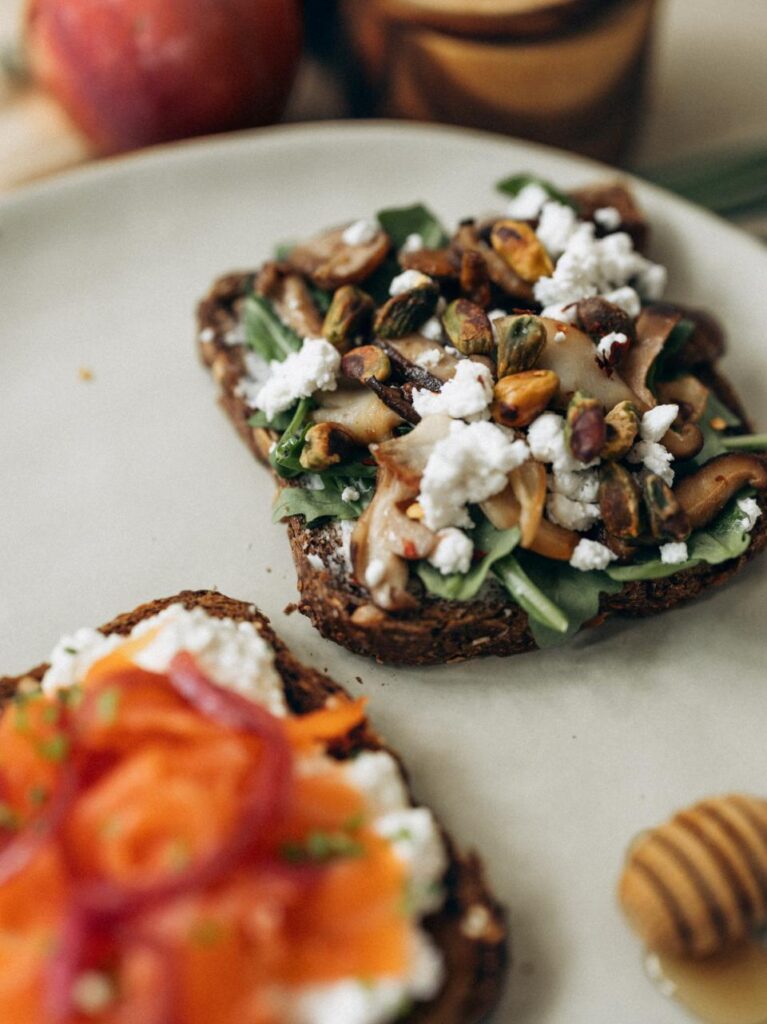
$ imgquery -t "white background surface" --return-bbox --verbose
[1,122,766,1022]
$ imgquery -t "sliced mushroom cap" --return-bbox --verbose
[481,485,578,561]
[661,421,704,461]
[569,182,647,249]
[509,460,547,548]
[656,374,711,423]
[620,304,681,408]
[674,453,767,530]
[254,262,324,338]
[288,224,391,291]
[399,248,457,281]
[538,319,643,410]
[374,414,453,489]
[673,307,726,369]
[351,465,434,612]
[312,386,403,446]
[451,222,534,302]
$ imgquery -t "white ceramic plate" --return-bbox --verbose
[2,122,766,1022]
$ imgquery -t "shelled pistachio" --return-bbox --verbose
[598,462,644,539]
[495,314,547,379]
[491,369,559,428]
[603,401,640,459]
[374,279,440,339]
[442,298,494,356]
[642,473,691,541]
[490,219,553,283]
[566,391,606,463]
[322,285,375,353]
[341,345,391,384]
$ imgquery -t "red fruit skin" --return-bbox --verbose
[26,0,303,153]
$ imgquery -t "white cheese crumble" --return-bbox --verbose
[412,359,493,422]
[256,338,341,421]
[570,538,617,571]
[342,218,379,246]
[660,541,689,565]
[343,751,410,816]
[737,496,762,532]
[365,559,387,589]
[604,286,641,318]
[43,604,286,715]
[414,345,442,368]
[533,203,666,319]
[374,807,449,915]
[627,440,675,485]
[596,331,628,362]
[71,971,115,1014]
[550,467,600,503]
[593,206,622,231]
[198,327,215,343]
[527,412,596,474]
[640,404,679,442]
[341,485,360,503]
[307,553,325,571]
[505,182,550,220]
[553,329,567,343]
[546,493,601,532]
[401,232,424,253]
[419,317,443,342]
[418,420,530,530]
[428,527,474,575]
[389,269,432,297]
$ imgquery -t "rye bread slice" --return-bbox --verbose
[197,274,767,666]
[0,590,508,1023]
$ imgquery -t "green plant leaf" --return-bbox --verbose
[648,318,695,389]
[606,490,756,581]
[680,391,742,472]
[416,523,520,601]
[376,203,447,250]
[244,294,301,363]
[247,408,295,431]
[722,434,767,451]
[495,173,577,210]
[268,398,314,479]
[273,473,372,525]
[514,554,622,648]
[493,554,569,638]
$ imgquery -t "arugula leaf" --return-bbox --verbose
[607,491,756,581]
[274,241,295,260]
[684,392,741,471]
[518,554,622,648]
[268,398,314,479]
[495,173,577,210]
[244,294,301,363]
[273,473,372,525]
[307,282,333,314]
[248,407,295,431]
[648,318,696,389]
[493,554,569,637]
[417,523,520,601]
[376,203,447,250]
[722,434,767,451]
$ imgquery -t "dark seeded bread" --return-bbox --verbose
[0,590,508,1023]
[197,274,767,666]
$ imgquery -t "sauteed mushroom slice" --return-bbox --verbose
[661,421,704,461]
[452,221,534,302]
[674,453,767,530]
[312,386,403,446]
[620,304,682,408]
[481,487,578,561]
[288,223,391,290]
[254,262,324,338]
[569,182,648,249]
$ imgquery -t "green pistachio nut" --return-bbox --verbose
[340,345,391,384]
[442,298,494,356]
[566,391,606,463]
[495,313,547,378]
[598,462,644,540]
[322,285,375,353]
[602,401,640,460]
[642,472,691,541]
[299,423,358,472]
[373,280,439,340]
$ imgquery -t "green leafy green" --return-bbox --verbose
[244,294,301,363]
[268,398,314,479]
[495,173,577,210]
[685,392,741,471]
[416,523,520,601]
[493,554,569,637]
[722,434,767,451]
[273,241,295,260]
[607,491,756,581]
[281,829,364,864]
[376,203,447,250]
[307,281,333,314]
[273,469,373,525]
[247,407,295,432]
[648,318,695,389]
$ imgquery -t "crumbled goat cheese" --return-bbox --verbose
[660,541,689,565]
[505,181,550,220]
[365,559,387,589]
[550,467,600,503]
[341,485,360,503]
[198,327,214,343]
[234,350,271,407]
[414,346,442,368]
[419,317,443,342]
[533,204,666,317]
[527,412,596,473]
[604,286,641,318]
[343,751,410,816]
[375,807,449,915]
[428,528,473,575]
[307,553,325,571]
[593,206,622,231]
[44,605,286,715]
[597,331,628,362]
[488,308,508,322]
[339,519,355,573]
[305,474,325,491]
[256,338,341,421]
[342,218,379,246]
[412,359,493,422]
[570,538,617,571]
[546,493,601,532]
[640,404,678,442]
[737,496,762,532]
[401,232,424,253]
[419,420,530,530]
[627,440,675,485]
[389,269,432,296]
[554,329,567,343]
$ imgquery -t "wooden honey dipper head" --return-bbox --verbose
[619,794,767,958]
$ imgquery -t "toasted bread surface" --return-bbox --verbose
[0,590,508,1023]
[197,274,767,666]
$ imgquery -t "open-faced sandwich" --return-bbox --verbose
[197,175,767,664]
[0,591,506,1022]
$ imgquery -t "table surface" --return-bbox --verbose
[1,0,765,195]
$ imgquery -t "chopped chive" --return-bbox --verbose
[63,646,78,656]
[96,688,121,725]
[38,734,69,762]
[280,829,365,864]
[721,434,767,451]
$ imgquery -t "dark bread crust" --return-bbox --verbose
[197,274,767,666]
[0,590,508,1023]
